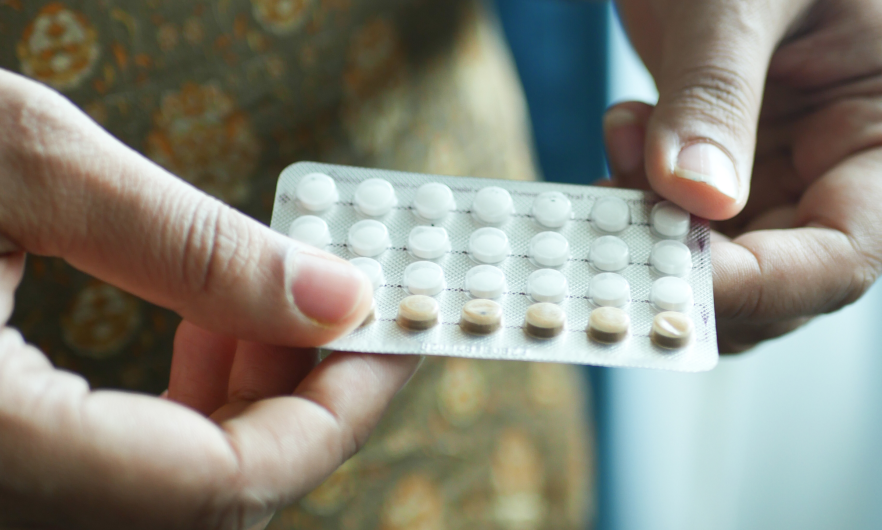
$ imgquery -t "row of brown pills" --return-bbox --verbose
[394,295,694,349]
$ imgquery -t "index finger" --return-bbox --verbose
[0,70,370,347]
[712,148,882,324]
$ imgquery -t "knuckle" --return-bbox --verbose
[832,231,882,312]
[669,64,758,139]
[192,439,266,530]
[0,77,94,254]
[181,197,257,299]
[4,80,71,166]
[841,261,880,310]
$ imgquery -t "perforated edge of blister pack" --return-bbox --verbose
[271,162,719,372]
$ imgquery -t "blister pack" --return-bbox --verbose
[271,162,718,372]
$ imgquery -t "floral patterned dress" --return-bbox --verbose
[0,1,594,528]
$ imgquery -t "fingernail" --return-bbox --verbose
[674,143,739,199]
[286,249,370,326]
[604,107,643,174]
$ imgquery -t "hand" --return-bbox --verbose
[605,0,882,352]
[0,69,420,530]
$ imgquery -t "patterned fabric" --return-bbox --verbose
[1,1,594,527]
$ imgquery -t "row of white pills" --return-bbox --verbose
[291,216,694,277]
[294,172,692,236]
[349,256,694,314]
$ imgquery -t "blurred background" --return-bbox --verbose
[493,1,882,529]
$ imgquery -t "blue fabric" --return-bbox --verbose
[494,2,614,529]
[494,0,609,185]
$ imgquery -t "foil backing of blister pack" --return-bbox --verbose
[271,162,718,372]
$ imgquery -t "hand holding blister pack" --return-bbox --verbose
[271,162,718,371]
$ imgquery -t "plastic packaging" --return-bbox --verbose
[272,162,717,371]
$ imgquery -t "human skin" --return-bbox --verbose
[5,0,882,524]
[0,68,420,530]
[605,0,882,352]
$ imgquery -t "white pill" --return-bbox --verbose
[651,240,693,276]
[527,269,568,303]
[472,186,514,224]
[408,226,451,259]
[591,196,630,232]
[465,265,506,299]
[529,232,570,267]
[403,261,446,296]
[589,273,630,307]
[468,227,510,264]
[651,276,694,312]
[413,182,456,220]
[296,172,338,212]
[288,215,330,248]
[532,191,572,228]
[347,220,390,257]
[354,178,397,216]
[651,201,690,238]
[590,236,630,272]
[349,257,384,291]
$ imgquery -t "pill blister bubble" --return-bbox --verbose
[465,265,506,299]
[349,257,384,291]
[589,272,630,307]
[588,306,630,343]
[460,299,503,335]
[347,219,390,257]
[354,178,397,216]
[651,201,690,238]
[403,261,446,296]
[397,295,439,331]
[288,215,330,248]
[408,226,451,259]
[532,191,572,228]
[590,235,630,272]
[527,268,568,303]
[472,186,514,224]
[296,173,338,212]
[529,232,570,267]
[651,240,693,276]
[591,196,630,233]
[468,227,510,264]
[651,311,694,349]
[651,276,694,312]
[523,302,566,339]
[413,182,456,220]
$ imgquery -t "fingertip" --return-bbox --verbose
[657,176,745,221]
[646,133,748,220]
[603,102,654,177]
[285,247,374,337]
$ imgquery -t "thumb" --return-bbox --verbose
[641,0,796,220]
[0,70,371,347]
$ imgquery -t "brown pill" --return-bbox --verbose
[523,302,565,339]
[460,299,503,335]
[397,295,440,331]
[588,306,630,343]
[650,311,694,349]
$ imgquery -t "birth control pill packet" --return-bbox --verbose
[271,162,718,372]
